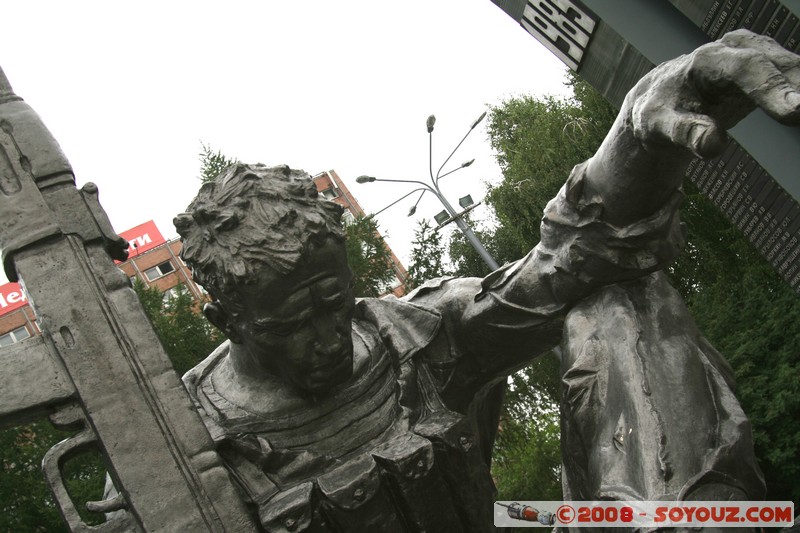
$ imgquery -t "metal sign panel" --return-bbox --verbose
[520,0,598,70]
[117,219,166,260]
[0,282,27,316]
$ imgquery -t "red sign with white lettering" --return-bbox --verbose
[0,282,28,316]
[117,220,166,261]
[0,221,168,317]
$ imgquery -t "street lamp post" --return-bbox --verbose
[356,112,499,271]
[367,187,428,219]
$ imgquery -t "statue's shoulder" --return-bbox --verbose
[181,341,233,440]
[402,276,457,299]
[354,294,443,366]
[401,275,488,319]
[182,340,231,399]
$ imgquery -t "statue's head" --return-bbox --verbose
[174,163,355,394]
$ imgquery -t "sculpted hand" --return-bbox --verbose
[630,29,800,158]
[586,30,800,226]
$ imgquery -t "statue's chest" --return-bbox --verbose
[247,371,493,531]
[252,397,495,533]
[202,326,496,532]
[204,324,405,462]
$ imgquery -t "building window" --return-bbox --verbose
[319,188,339,200]
[342,210,356,226]
[0,325,30,347]
[162,285,195,306]
[143,260,175,281]
[162,287,180,304]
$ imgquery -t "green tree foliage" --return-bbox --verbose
[485,73,616,260]
[670,186,800,503]
[344,216,396,297]
[447,216,503,278]
[133,279,223,375]
[406,219,451,290]
[0,422,108,533]
[198,142,238,184]
[692,256,800,504]
[492,354,562,502]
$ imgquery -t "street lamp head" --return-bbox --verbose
[355,175,376,184]
[407,205,417,217]
[426,114,436,133]
[461,159,475,168]
[470,111,487,130]
[434,210,450,225]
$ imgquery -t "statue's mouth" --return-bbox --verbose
[310,351,350,377]
[300,349,353,390]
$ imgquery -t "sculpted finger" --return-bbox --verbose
[669,112,727,158]
[633,97,727,158]
[691,40,800,124]
[739,60,800,123]
[720,30,800,75]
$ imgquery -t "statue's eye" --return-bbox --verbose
[272,323,301,336]
[328,296,347,311]
[253,319,303,337]
[318,290,348,311]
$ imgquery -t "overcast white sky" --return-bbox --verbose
[0,0,571,283]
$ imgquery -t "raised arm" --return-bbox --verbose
[416,31,800,408]
[485,30,800,307]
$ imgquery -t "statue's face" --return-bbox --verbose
[234,237,356,394]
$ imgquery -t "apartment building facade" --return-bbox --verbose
[313,169,410,297]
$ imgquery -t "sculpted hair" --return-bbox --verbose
[174,163,345,298]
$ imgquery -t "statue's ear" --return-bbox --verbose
[203,301,242,344]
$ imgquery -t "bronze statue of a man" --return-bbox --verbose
[173,31,797,532]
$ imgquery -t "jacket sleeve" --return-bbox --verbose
[406,161,686,411]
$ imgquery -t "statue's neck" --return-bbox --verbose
[227,342,275,380]
[215,337,370,415]
[214,346,309,414]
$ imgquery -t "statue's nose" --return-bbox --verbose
[312,314,342,354]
